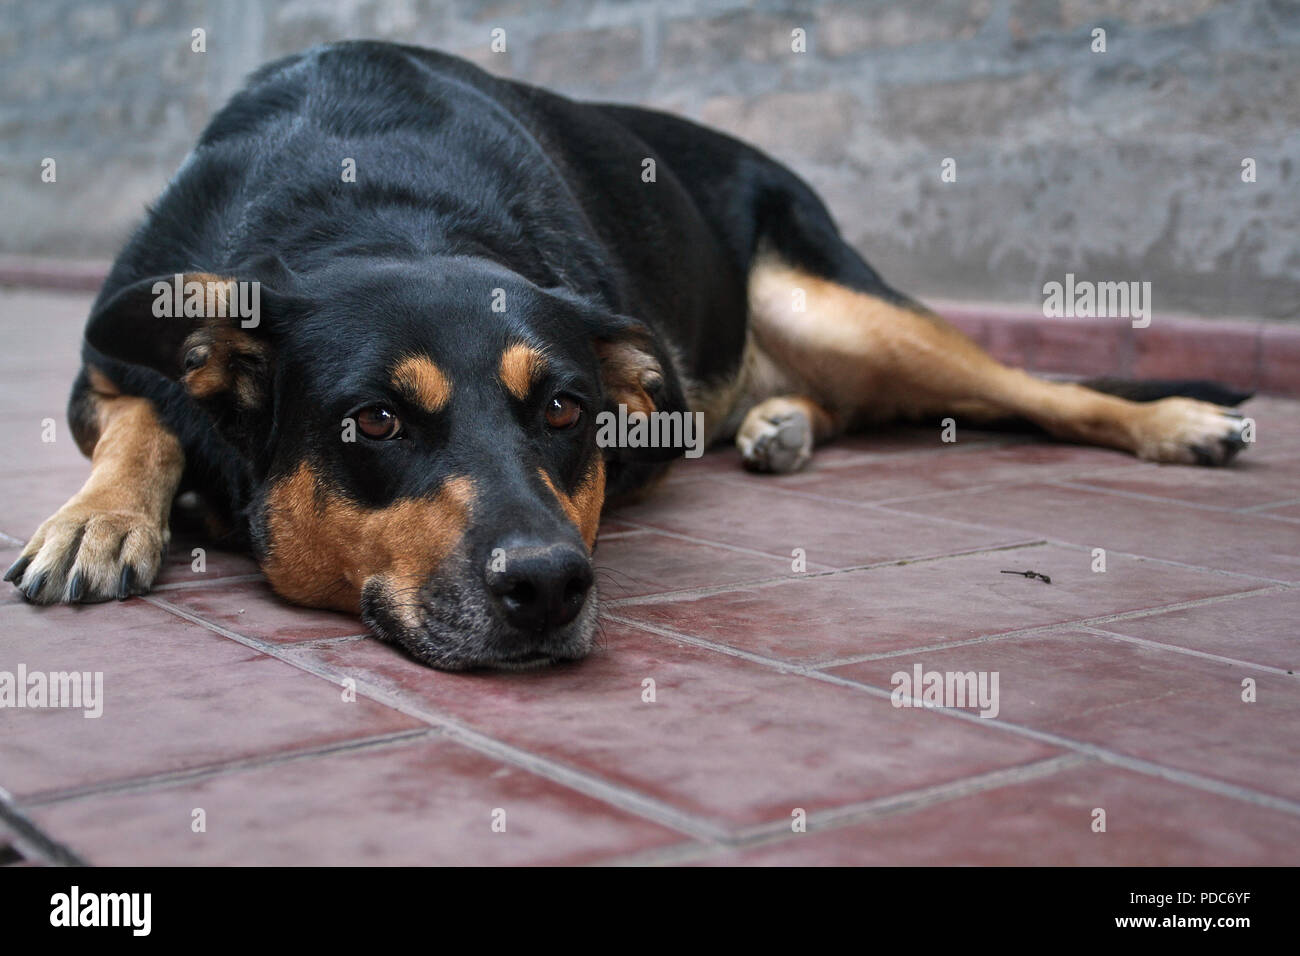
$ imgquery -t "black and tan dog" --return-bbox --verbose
[6,42,1251,669]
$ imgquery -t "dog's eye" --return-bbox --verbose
[545,395,582,430]
[355,405,402,440]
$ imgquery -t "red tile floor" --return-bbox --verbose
[1,287,1297,865]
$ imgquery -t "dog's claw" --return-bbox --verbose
[3,554,31,583]
[68,572,86,603]
[21,570,47,603]
[117,565,135,601]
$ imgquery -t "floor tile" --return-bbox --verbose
[1088,588,1300,672]
[614,544,1254,663]
[1259,502,1300,521]
[705,763,1300,865]
[883,482,1300,582]
[154,535,261,587]
[25,736,682,865]
[0,600,420,799]
[151,578,365,643]
[594,529,816,600]
[283,622,1059,829]
[0,470,85,542]
[0,416,88,478]
[829,628,1300,802]
[732,441,1135,505]
[1066,455,1300,510]
[611,476,1036,569]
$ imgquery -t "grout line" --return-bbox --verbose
[1078,626,1298,678]
[606,613,806,672]
[141,594,734,844]
[712,475,1029,510]
[806,585,1292,669]
[615,585,1286,674]
[150,572,266,592]
[594,528,653,540]
[595,753,1091,866]
[279,632,373,648]
[683,436,1024,481]
[866,503,1300,586]
[0,785,88,866]
[802,667,1300,817]
[602,520,838,568]
[19,728,438,808]
[1237,495,1300,514]
[604,538,1047,608]
[1040,541,1300,586]
[1049,479,1247,513]
[699,453,1149,512]
[610,614,1300,818]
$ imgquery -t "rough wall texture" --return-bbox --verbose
[2,0,1297,319]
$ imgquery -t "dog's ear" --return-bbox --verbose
[85,272,298,409]
[594,321,666,417]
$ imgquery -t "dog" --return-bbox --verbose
[5,41,1252,670]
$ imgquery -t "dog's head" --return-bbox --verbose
[85,259,677,669]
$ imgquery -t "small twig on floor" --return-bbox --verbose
[1000,569,1052,584]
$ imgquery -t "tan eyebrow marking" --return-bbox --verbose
[499,343,549,400]
[391,355,452,412]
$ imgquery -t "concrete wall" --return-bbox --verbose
[2,0,1297,319]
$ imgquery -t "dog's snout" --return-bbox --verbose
[485,541,593,632]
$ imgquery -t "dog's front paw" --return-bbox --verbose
[4,505,168,604]
[737,399,814,473]
[1132,398,1251,465]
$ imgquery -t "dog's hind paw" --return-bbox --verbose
[737,398,814,474]
[4,505,167,604]
[1132,398,1252,466]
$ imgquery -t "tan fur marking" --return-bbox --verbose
[499,343,548,401]
[14,394,183,600]
[262,464,475,613]
[70,365,121,457]
[596,338,660,417]
[86,365,120,397]
[742,254,1245,462]
[390,355,452,413]
[181,323,271,407]
[538,460,606,550]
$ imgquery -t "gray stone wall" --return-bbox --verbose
[2,0,1297,318]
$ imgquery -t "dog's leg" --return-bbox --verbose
[736,395,839,473]
[746,257,1249,467]
[5,379,184,603]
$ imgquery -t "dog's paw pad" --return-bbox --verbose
[1136,399,1252,466]
[7,507,166,604]
[737,404,813,474]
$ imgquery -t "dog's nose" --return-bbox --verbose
[484,542,593,632]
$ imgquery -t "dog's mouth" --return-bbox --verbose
[359,569,598,671]
[487,648,579,671]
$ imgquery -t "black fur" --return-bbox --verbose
[64,41,1251,667]
[82,41,907,523]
